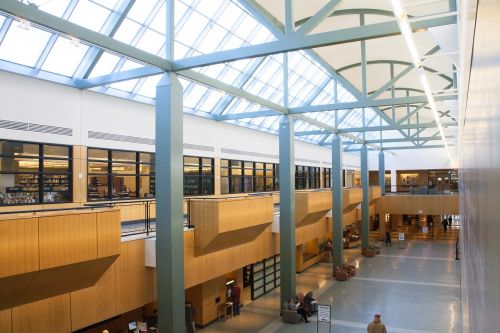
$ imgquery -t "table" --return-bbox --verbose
[218,302,234,321]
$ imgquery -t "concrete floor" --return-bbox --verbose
[199,241,462,333]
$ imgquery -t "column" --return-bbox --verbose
[331,134,343,269]
[361,145,370,248]
[155,72,185,333]
[391,169,397,193]
[378,151,385,195]
[279,114,296,307]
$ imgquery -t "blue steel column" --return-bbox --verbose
[279,115,296,308]
[155,0,185,332]
[155,72,185,333]
[331,134,344,269]
[378,150,385,195]
[361,145,370,248]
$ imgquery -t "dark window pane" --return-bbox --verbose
[44,145,69,158]
[255,162,264,169]
[265,177,274,191]
[0,141,38,157]
[255,169,264,177]
[88,175,108,200]
[44,159,69,173]
[112,176,137,199]
[221,168,229,177]
[201,177,214,195]
[221,177,229,194]
[255,177,265,192]
[0,157,39,173]
[139,176,154,198]
[88,161,108,174]
[43,174,71,203]
[88,148,108,160]
[112,150,136,162]
[244,161,253,168]
[243,176,254,192]
[184,176,200,195]
[221,159,229,167]
[0,174,39,204]
[112,163,137,174]
[231,177,243,193]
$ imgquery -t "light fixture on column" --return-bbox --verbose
[390,0,451,161]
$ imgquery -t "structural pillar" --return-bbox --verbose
[361,145,370,248]
[331,134,343,269]
[378,151,385,195]
[155,72,185,333]
[279,114,296,308]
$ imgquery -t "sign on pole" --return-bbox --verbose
[398,232,405,249]
[422,226,428,234]
[317,304,331,333]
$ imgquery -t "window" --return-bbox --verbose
[295,165,320,189]
[323,167,331,188]
[87,148,154,201]
[183,156,214,196]
[0,140,72,205]
[221,159,278,194]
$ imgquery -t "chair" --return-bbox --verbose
[343,265,356,276]
[362,247,376,257]
[335,267,349,281]
[282,310,300,324]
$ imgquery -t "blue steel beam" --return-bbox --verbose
[75,66,163,89]
[378,151,385,195]
[336,121,457,133]
[296,0,342,35]
[344,144,452,152]
[289,94,457,113]
[219,110,281,120]
[171,13,457,71]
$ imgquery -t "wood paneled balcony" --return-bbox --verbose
[190,195,274,256]
[0,209,120,310]
[375,194,459,215]
[295,190,332,227]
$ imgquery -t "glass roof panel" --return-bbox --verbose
[68,0,111,32]
[136,74,162,98]
[196,90,226,112]
[176,10,209,48]
[113,18,142,44]
[0,23,51,67]
[109,77,139,92]
[41,36,89,77]
[135,28,164,54]
[20,0,71,17]
[92,0,120,10]
[149,2,166,33]
[127,0,159,23]
[88,51,121,78]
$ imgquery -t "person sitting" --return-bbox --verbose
[287,298,309,323]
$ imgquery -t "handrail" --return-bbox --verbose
[0,205,112,215]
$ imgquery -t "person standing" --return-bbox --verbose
[448,215,453,227]
[324,239,333,262]
[384,231,392,247]
[442,218,448,233]
[232,284,241,316]
[185,301,196,333]
[367,314,387,333]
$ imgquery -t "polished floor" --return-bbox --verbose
[199,241,461,333]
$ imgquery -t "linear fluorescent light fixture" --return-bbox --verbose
[390,0,451,161]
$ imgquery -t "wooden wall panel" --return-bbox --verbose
[70,264,117,331]
[0,309,11,333]
[97,210,121,258]
[226,244,246,273]
[12,294,71,333]
[375,195,459,215]
[228,200,250,231]
[39,213,97,269]
[0,218,39,278]
[201,276,225,325]
[205,250,228,281]
[115,240,154,314]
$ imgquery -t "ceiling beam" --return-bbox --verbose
[220,110,281,120]
[0,0,170,70]
[296,0,343,35]
[344,144,451,152]
[75,66,163,89]
[289,94,457,113]
[337,121,457,133]
[340,135,452,145]
[171,12,457,71]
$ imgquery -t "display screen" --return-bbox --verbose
[128,321,137,330]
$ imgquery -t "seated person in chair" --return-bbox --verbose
[287,298,309,323]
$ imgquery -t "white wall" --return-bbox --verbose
[367,148,452,171]
[0,71,361,168]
